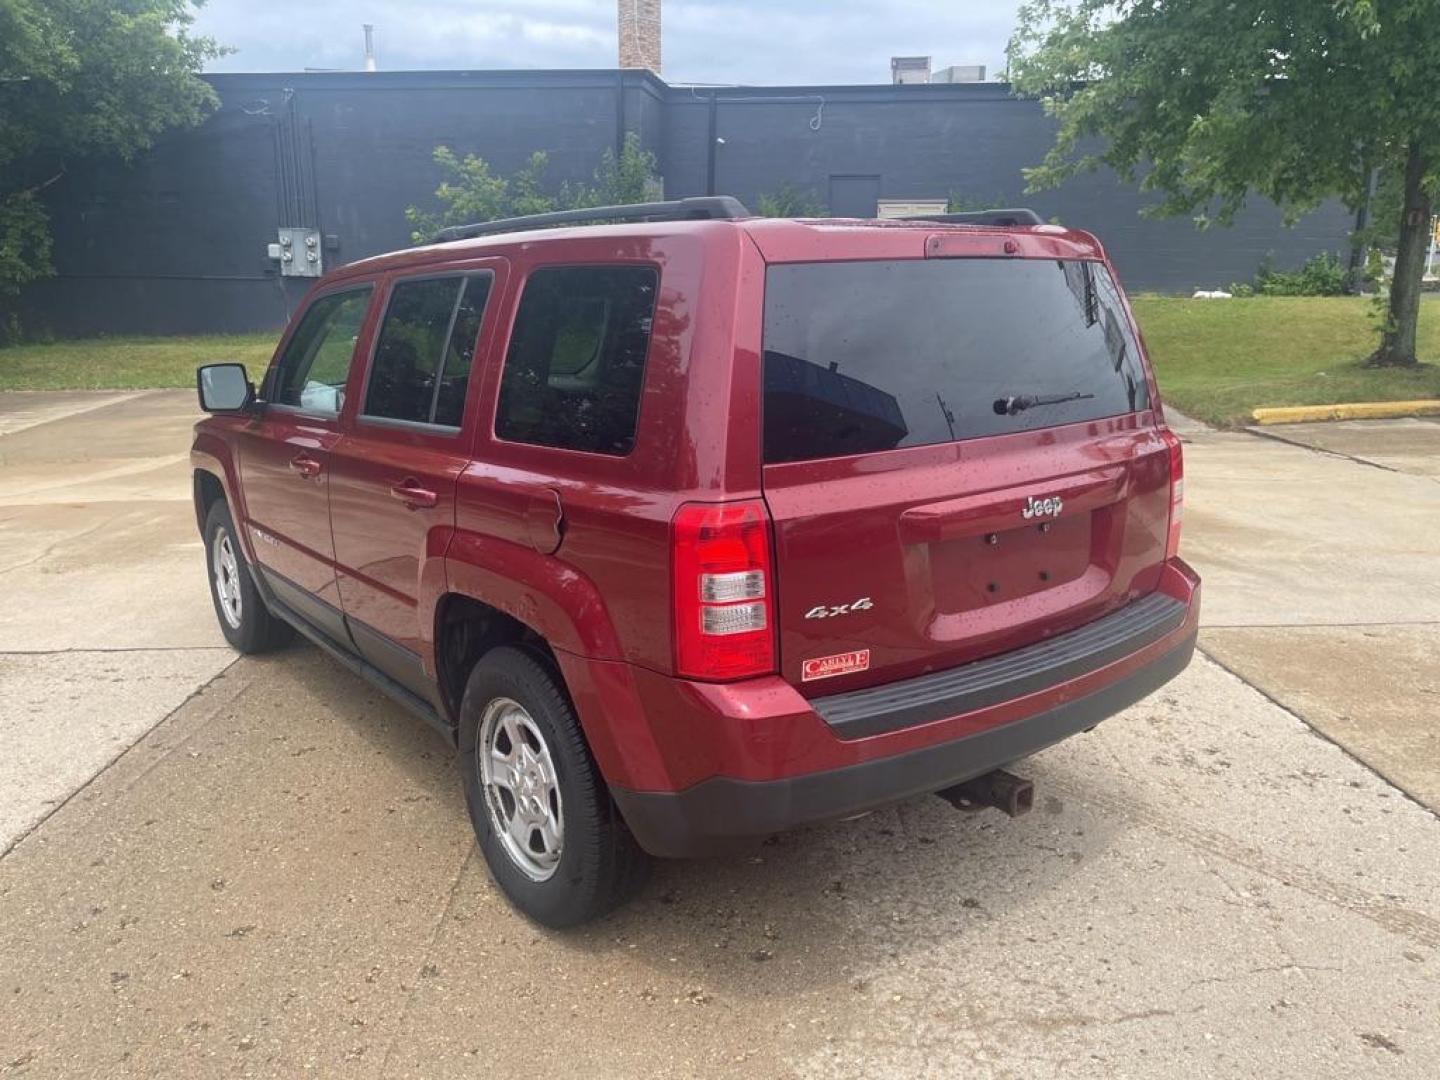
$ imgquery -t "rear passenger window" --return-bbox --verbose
[434,278,489,427]
[495,266,658,455]
[364,274,492,428]
[270,287,373,416]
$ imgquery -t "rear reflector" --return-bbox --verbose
[672,501,777,681]
[1161,427,1184,559]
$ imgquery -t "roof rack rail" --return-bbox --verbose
[432,195,751,243]
[903,207,1046,227]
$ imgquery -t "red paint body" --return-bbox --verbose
[193,216,1198,814]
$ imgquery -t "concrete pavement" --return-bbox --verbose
[1249,416,1440,479]
[3,649,1438,1078]
[1177,416,1440,817]
[0,390,231,851]
[1,390,1438,1078]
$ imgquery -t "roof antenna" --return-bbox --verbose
[362,24,377,72]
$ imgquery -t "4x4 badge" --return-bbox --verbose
[1021,495,1063,520]
[804,596,873,620]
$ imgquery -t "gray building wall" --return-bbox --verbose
[11,70,1353,338]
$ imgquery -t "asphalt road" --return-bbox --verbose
[1,392,1437,1079]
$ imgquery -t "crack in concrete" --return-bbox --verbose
[1049,751,1440,948]
[1183,962,1343,993]
[0,656,241,860]
[0,517,111,576]
[1242,423,1440,486]
[1243,426,1406,474]
[1199,645,1440,826]
[374,848,475,1078]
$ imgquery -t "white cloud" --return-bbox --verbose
[189,0,1023,83]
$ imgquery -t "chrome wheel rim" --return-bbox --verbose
[211,527,243,630]
[478,697,563,881]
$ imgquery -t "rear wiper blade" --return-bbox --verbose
[992,390,1096,416]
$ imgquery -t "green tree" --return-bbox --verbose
[562,132,661,209]
[405,148,555,243]
[756,182,827,217]
[1008,0,1440,366]
[0,0,222,301]
[406,133,662,242]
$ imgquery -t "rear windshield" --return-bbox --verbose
[762,258,1149,464]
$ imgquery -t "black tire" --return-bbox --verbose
[203,500,293,654]
[459,646,650,927]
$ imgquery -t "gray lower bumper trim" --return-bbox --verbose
[812,593,1187,739]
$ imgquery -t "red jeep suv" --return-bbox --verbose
[192,198,1199,926]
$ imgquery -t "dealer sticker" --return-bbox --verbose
[802,649,871,682]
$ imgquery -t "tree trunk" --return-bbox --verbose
[1347,164,1378,294]
[1369,142,1431,367]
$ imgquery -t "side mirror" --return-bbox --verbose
[197,363,255,413]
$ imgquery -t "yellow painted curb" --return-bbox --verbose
[1251,400,1440,425]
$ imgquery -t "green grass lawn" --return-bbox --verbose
[1132,295,1440,427]
[1,297,1437,429]
[0,333,276,391]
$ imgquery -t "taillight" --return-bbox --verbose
[672,500,777,681]
[1161,427,1184,559]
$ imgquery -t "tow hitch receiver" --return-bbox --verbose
[937,769,1034,818]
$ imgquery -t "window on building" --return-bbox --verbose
[495,266,658,455]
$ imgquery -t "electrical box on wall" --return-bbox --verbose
[272,227,323,277]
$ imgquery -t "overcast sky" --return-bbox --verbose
[190,1,1022,85]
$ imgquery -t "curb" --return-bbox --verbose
[1251,400,1440,425]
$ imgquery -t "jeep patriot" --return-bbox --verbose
[192,198,1199,926]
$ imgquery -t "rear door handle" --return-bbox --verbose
[289,454,322,479]
[390,479,439,510]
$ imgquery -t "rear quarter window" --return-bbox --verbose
[495,265,658,456]
[762,258,1149,464]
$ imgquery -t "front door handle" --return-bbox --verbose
[390,479,439,510]
[289,454,322,479]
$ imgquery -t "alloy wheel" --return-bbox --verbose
[212,527,243,630]
[477,696,564,881]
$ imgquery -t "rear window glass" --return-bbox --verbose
[762,258,1149,464]
[496,265,658,456]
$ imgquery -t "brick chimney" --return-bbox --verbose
[618,0,661,72]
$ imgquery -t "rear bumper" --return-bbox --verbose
[586,559,1200,857]
[613,625,1195,856]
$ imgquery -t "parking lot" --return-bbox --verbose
[2,391,1438,1078]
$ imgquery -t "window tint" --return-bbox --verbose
[762,259,1149,464]
[496,266,658,455]
[435,276,490,427]
[271,287,372,415]
[363,275,492,427]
